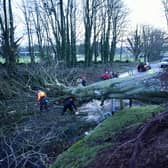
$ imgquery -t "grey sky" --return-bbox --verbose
[124,0,166,30]
[13,0,167,46]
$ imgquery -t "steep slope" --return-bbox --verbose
[51,105,166,168]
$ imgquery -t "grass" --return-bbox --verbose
[0,57,5,63]
[17,56,40,63]
[77,53,134,62]
[0,53,134,64]
[0,56,40,64]
[50,105,165,168]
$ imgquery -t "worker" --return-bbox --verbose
[62,97,77,115]
[81,76,87,86]
[76,77,82,86]
[37,90,48,112]
[77,76,87,87]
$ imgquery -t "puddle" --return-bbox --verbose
[77,99,113,123]
[77,99,140,123]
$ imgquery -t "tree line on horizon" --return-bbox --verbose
[0,0,168,74]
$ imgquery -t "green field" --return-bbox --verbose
[0,56,40,64]
[0,53,135,64]
[16,56,40,63]
[0,57,5,63]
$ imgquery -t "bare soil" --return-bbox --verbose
[0,62,167,168]
[88,121,168,168]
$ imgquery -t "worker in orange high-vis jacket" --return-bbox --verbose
[37,90,48,112]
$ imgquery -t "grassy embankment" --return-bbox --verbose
[51,105,165,168]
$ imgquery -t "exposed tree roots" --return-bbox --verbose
[106,110,168,168]
[129,110,168,168]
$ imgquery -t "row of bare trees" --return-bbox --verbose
[0,0,128,68]
[1,0,168,73]
[19,0,128,66]
[127,25,167,62]
[124,0,168,63]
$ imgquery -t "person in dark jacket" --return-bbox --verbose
[77,76,87,86]
[62,97,77,115]
[81,76,87,86]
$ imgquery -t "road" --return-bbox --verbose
[78,61,163,123]
[119,62,161,78]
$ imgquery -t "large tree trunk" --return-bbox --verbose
[49,73,168,104]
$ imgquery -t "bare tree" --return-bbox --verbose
[83,0,103,66]
[65,0,77,67]
[32,1,44,60]
[59,0,66,62]
[100,0,111,63]
[162,0,168,30]
[99,4,108,63]
[39,0,77,66]
[141,25,166,62]
[42,0,61,62]
[127,26,142,61]
[109,0,128,62]
[91,0,102,63]
[0,0,19,73]
[83,0,93,66]
[21,0,35,63]
[99,0,128,63]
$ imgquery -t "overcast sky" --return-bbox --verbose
[15,0,166,30]
[14,0,167,45]
[124,0,166,30]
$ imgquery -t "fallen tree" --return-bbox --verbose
[49,72,168,104]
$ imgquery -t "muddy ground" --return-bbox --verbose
[87,112,168,168]
[0,62,136,168]
[0,62,167,168]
